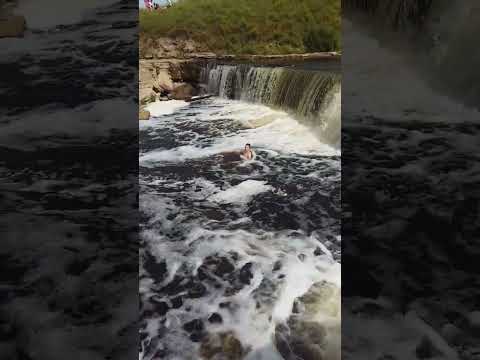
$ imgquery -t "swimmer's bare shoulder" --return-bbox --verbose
[240,143,255,160]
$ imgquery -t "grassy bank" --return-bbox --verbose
[140,0,340,55]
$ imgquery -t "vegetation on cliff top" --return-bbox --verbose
[140,0,340,55]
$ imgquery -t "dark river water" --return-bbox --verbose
[139,97,341,359]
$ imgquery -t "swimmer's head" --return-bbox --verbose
[245,143,251,150]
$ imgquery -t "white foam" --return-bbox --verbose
[139,99,339,166]
[145,100,189,117]
[209,180,273,205]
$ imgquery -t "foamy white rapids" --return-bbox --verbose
[209,180,273,205]
[140,95,341,360]
[140,99,338,166]
[146,100,189,117]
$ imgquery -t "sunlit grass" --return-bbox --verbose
[140,0,340,55]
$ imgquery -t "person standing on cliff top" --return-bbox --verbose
[144,0,153,10]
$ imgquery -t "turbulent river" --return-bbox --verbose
[139,65,341,360]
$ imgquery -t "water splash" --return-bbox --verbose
[201,64,341,147]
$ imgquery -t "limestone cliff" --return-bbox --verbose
[139,59,202,105]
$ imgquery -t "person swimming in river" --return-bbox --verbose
[240,143,255,160]
[220,143,255,163]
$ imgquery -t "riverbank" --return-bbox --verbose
[140,0,340,55]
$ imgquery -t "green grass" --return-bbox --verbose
[140,0,340,55]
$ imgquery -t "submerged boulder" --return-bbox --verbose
[199,331,245,360]
[171,83,197,100]
[274,281,340,360]
[0,15,26,38]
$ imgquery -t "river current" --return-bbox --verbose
[139,92,341,359]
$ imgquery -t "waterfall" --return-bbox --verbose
[201,63,341,147]
[344,0,480,109]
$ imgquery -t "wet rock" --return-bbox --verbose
[199,331,245,360]
[201,256,235,278]
[274,281,340,360]
[161,275,186,296]
[298,281,340,318]
[204,209,225,221]
[273,260,282,272]
[150,298,169,316]
[292,301,301,314]
[0,15,26,38]
[219,302,231,309]
[143,253,167,282]
[190,331,206,342]
[187,282,207,298]
[208,313,223,324]
[184,319,206,343]
[275,321,327,360]
[139,108,150,120]
[171,83,196,100]
[239,262,253,284]
[142,91,157,105]
[224,286,240,297]
[183,319,204,333]
[170,296,183,309]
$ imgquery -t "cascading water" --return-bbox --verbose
[201,63,341,147]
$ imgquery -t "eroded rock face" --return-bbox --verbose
[139,62,172,104]
[139,37,207,59]
[274,281,340,360]
[139,60,201,104]
[0,15,26,38]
